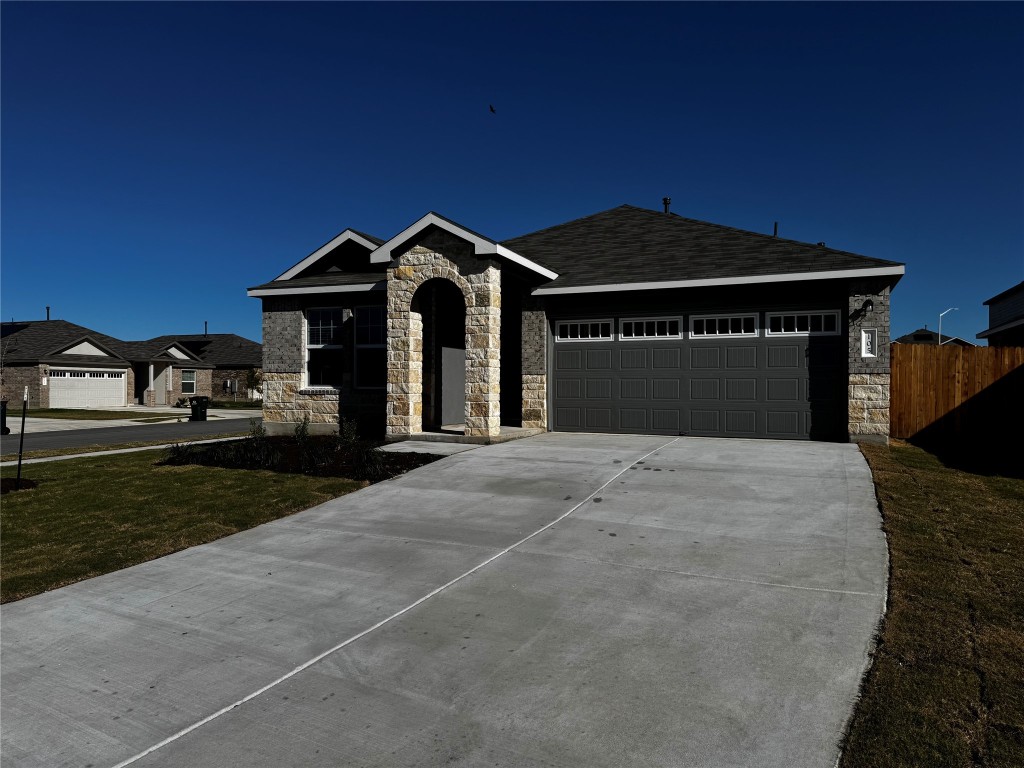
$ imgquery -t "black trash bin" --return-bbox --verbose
[189,396,209,422]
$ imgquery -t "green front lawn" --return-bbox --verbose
[0,452,364,603]
[841,442,1024,767]
[19,408,146,420]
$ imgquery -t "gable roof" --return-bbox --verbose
[273,228,386,281]
[0,320,238,367]
[368,212,559,280]
[893,328,974,346]
[1,320,131,364]
[248,203,905,299]
[503,205,903,293]
[146,334,262,368]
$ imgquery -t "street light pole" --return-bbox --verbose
[938,307,958,345]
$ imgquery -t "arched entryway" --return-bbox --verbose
[412,278,467,430]
[385,245,502,439]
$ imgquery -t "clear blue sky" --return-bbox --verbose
[2,2,1021,345]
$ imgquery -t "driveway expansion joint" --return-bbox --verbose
[105,437,680,768]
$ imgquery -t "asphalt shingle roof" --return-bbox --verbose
[1,320,128,363]
[0,321,248,367]
[502,205,903,289]
[248,272,387,292]
[146,334,262,368]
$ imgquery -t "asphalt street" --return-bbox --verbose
[0,418,258,453]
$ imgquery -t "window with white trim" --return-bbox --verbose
[354,306,386,389]
[555,320,613,341]
[620,317,682,340]
[690,314,758,338]
[766,311,840,336]
[181,370,197,395]
[306,308,346,388]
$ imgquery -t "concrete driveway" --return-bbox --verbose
[0,433,887,768]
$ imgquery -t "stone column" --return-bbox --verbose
[848,282,892,443]
[521,299,548,430]
[386,305,422,437]
[465,268,501,437]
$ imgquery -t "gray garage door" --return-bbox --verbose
[552,314,846,440]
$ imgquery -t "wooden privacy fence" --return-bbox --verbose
[890,344,1024,441]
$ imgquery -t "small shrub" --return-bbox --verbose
[161,429,439,483]
[338,417,360,447]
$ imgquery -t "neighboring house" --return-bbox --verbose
[977,281,1024,347]
[893,328,975,347]
[0,320,262,408]
[147,334,263,399]
[248,204,905,442]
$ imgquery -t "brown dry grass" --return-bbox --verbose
[840,441,1024,767]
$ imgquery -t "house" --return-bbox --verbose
[893,328,975,346]
[248,204,905,443]
[146,334,263,399]
[977,281,1024,347]
[0,320,259,408]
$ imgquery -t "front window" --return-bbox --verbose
[306,308,345,388]
[354,306,386,388]
[182,370,197,395]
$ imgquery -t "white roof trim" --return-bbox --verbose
[247,282,385,298]
[274,230,379,281]
[532,265,906,295]
[369,212,559,280]
[495,244,559,281]
[977,316,1024,339]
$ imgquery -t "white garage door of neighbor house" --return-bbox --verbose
[50,370,126,408]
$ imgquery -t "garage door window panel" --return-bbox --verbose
[556,320,612,341]
[620,317,681,340]
[766,311,839,336]
[690,314,758,338]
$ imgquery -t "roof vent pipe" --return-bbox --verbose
[204,320,208,338]
[773,222,778,237]
[46,306,50,321]
[662,197,671,214]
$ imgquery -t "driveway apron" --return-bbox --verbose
[0,434,887,768]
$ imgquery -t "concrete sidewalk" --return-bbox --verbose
[6,408,263,433]
[0,434,887,768]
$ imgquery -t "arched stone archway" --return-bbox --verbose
[386,243,501,438]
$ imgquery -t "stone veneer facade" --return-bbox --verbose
[261,297,387,436]
[847,282,892,442]
[386,232,502,438]
[521,297,548,430]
